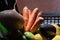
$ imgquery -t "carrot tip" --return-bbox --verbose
[23,6,28,10]
[35,8,38,10]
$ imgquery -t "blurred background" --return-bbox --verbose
[1,0,60,12]
[0,0,15,11]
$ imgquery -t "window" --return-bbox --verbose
[42,12,60,24]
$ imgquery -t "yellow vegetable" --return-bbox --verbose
[51,23,60,40]
[34,34,43,40]
[52,35,60,40]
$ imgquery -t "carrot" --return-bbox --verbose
[30,12,44,33]
[30,17,44,33]
[28,10,32,18]
[37,12,42,17]
[25,8,39,32]
[23,6,29,30]
[30,23,39,33]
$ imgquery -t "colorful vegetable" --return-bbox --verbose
[23,7,29,30]
[25,8,39,32]
[23,7,44,33]
[51,24,60,40]
[24,32,34,40]
[30,17,43,33]
[30,12,43,33]
[34,34,43,40]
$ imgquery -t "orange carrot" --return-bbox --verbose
[28,10,31,18]
[23,6,29,30]
[37,12,42,17]
[25,8,39,32]
[30,24,39,33]
[30,17,44,33]
[30,12,44,33]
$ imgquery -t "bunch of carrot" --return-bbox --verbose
[22,6,44,33]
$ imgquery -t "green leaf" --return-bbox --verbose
[0,22,8,34]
